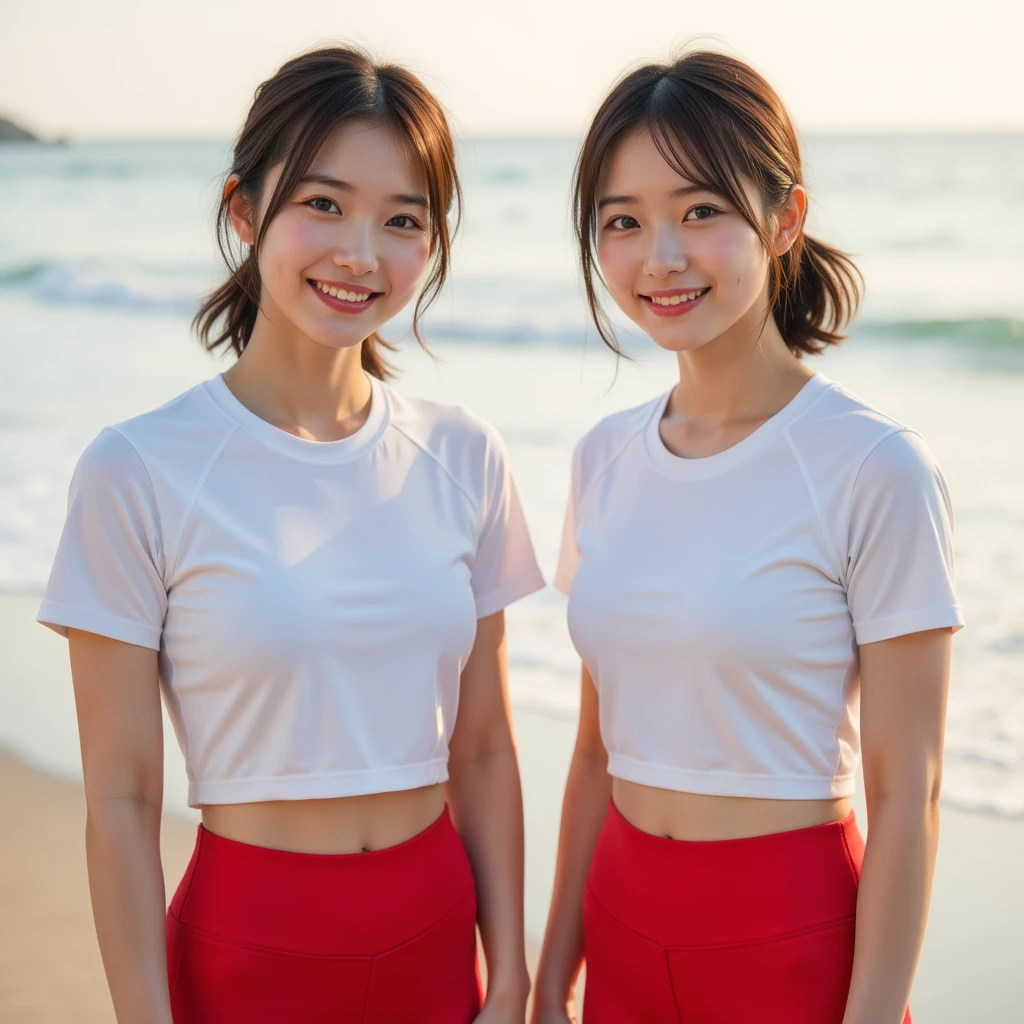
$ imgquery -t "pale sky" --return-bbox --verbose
[2,0,1021,138]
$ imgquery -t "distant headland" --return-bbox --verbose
[0,117,63,143]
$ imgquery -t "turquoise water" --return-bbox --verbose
[1,136,1022,815]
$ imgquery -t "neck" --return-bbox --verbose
[222,307,373,442]
[670,302,812,428]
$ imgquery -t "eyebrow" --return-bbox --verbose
[597,184,712,209]
[298,173,429,208]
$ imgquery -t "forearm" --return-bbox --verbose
[843,795,940,1024]
[532,750,611,1017]
[85,796,173,1024]
[447,747,530,1004]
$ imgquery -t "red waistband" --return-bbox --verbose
[587,798,864,947]
[169,805,474,956]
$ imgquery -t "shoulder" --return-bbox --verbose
[85,381,242,505]
[783,376,940,488]
[72,381,239,517]
[384,386,514,508]
[784,375,950,533]
[785,377,905,459]
[107,381,238,468]
[570,392,664,497]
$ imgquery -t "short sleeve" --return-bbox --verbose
[553,439,583,596]
[846,429,964,645]
[470,431,545,618]
[37,428,167,650]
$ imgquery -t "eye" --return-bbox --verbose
[684,204,718,222]
[605,214,640,231]
[387,214,423,230]
[307,196,339,214]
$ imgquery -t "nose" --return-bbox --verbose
[332,219,379,276]
[643,222,688,279]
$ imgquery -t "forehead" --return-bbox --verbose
[308,120,426,194]
[599,128,700,195]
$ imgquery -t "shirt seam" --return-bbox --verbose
[608,753,856,783]
[781,427,844,585]
[193,760,449,789]
[839,424,918,588]
[474,567,546,617]
[388,419,483,520]
[164,424,240,586]
[575,398,659,517]
[103,426,166,581]
[780,424,848,783]
[36,600,162,647]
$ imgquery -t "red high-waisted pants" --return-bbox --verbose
[166,807,481,1023]
[583,799,911,1024]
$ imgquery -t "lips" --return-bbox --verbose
[641,286,711,318]
[307,279,381,314]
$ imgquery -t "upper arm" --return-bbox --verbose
[845,429,960,803]
[859,628,952,803]
[69,629,164,810]
[468,426,544,619]
[574,665,606,764]
[38,428,167,649]
[448,611,515,763]
[845,429,962,645]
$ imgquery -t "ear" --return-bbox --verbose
[224,175,256,246]
[773,184,807,257]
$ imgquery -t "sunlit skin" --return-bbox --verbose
[533,125,951,1024]
[190,121,448,855]
[201,124,531,1021]
[595,128,849,841]
[215,121,432,445]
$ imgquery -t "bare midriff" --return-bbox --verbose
[612,778,852,842]
[200,783,447,854]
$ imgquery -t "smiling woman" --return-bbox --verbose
[194,47,460,379]
[532,51,961,1024]
[37,45,544,1024]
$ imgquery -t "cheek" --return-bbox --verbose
[259,215,324,287]
[385,238,431,296]
[597,240,640,299]
[689,229,766,321]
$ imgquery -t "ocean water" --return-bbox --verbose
[1,136,1022,816]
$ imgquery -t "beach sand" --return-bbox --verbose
[1,591,1023,1022]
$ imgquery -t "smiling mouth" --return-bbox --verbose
[640,286,711,317]
[308,279,382,312]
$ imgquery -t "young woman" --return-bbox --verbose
[532,52,962,1024]
[38,47,542,1024]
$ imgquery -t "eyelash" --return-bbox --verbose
[304,196,424,231]
[603,204,720,230]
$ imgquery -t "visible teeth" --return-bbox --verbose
[316,282,371,302]
[650,288,707,306]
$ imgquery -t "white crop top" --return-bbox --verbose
[39,373,545,806]
[555,373,963,800]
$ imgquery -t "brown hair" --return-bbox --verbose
[194,46,461,379]
[573,50,861,356]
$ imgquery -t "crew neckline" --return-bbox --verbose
[644,372,832,480]
[203,372,390,464]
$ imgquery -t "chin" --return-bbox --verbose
[645,327,716,355]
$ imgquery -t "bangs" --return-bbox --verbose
[643,100,764,234]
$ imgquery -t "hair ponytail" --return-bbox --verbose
[772,234,862,356]
[193,46,461,379]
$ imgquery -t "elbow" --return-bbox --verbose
[84,789,163,832]
[864,779,942,817]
